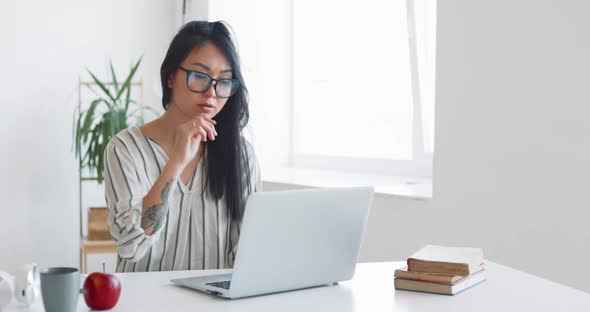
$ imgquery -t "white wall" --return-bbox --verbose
[0,1,174,274]
[431,0,590,292]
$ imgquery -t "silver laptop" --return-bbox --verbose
[170,187,374,299]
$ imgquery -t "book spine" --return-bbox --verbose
[408,260,470,276]
[394,278,453,295]
[395,268,485,285]
[398,275,454,285]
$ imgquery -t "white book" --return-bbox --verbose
[408,245,484,276]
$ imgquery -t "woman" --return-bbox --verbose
[104,21,261,272]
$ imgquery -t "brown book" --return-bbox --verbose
[395,264,485,285]
[407,245,484,276]
[394,269,487,295]
[88,207,111,241]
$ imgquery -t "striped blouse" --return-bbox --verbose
[103,126,261,272]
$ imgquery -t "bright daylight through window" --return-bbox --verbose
[293,0,436,178]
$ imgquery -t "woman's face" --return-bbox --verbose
[167,41,233,119]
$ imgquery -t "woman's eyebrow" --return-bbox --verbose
[191,62,232,73]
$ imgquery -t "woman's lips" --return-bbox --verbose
[198,104,214,113]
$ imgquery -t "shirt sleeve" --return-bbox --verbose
[103,138,165,262]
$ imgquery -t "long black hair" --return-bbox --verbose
[160,21,252,222]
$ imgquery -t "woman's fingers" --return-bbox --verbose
[202,118,217,138]
[211,123,218,135]
[196,118,217,140]
[205,116,217,125]
[191,130,204,142]
[184,117,217,142]
[198,126,208,142]
[203,123,216,141]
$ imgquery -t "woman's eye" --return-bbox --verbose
[191,72,209,80]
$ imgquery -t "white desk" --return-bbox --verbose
[7,261,590,311]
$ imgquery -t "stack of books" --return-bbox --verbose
[394,245,487,295]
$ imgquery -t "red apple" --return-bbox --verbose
[82,272,121,310]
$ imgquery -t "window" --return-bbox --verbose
[292,0,436,177]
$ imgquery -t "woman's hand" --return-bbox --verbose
[169,116,217,168]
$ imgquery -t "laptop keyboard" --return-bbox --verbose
[206,280,231,290]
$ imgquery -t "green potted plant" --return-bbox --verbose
[74,57,154,182]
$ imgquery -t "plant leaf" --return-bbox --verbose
[87,68,116,103]
[81,98,108,143]
[83,125,98,169]
[109,60,119,97]
[97,141,105,183]
[85,84,103,99]
[103,111,112,139]
[116,56,142,103]
[124,78,132,112]
[74,108,81,158]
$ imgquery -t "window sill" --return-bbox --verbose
[261,167,432,201]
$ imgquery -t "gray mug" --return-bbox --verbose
[40,267,80,312]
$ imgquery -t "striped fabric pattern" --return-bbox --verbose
[103,126,261,272]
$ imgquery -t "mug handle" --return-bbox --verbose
[14,263,38,306]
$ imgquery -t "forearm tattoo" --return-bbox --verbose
[141,179,175,232]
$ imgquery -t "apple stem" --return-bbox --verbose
[102,262,106,273]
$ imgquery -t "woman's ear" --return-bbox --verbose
[167,73,175,88]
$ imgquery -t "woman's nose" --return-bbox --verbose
[204,81,217,98]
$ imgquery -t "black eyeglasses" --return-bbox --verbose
[178,67,240,98]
